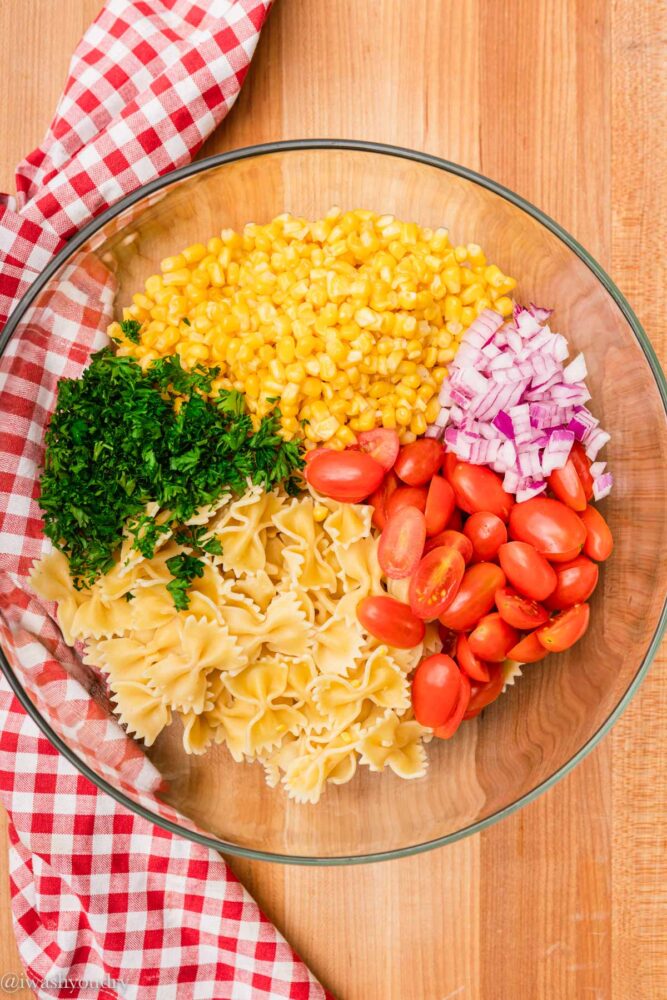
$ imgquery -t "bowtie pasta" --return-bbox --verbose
[31,484,439,804]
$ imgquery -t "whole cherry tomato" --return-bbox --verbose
[464,511,508,561]
[548,457,587,511]
[569,442,594,501]
[424,476,456,536]
[437,623,458,656]
[498,541,557,601]
[451,462,514,522]
[412,653,462,727]
[378,506,426,579]
[579,505,614,561]
[306,450,385,503]
[409,546,465,620]
[545,555,599,610]
[507,630,550,663]
[509,497,587,562]
[456,632,491,682]
[447,508,464,532]
[438,562,506,632]
[442,451,459,484]
[424,529,474,563]
[464,661,505,718]
[386,485,428,517]
[357,596,425,648]
[394,439,444,486]
[357,428,400,471]
[495,587,550,629]
[468,612,519,662]
[304,447,333,465]
[537,603,590,652]
[369,470,399,531]
[433,673,471,739]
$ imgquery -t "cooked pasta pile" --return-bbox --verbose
[32,485,440,803]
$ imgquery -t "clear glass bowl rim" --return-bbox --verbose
[1,138,665,865]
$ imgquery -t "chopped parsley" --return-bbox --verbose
[120,319,142,343]
[165,552,206,611]
[39,350,304,600]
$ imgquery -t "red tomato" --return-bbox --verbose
[451,462,514,522]
[468,613,519,662]
[438,562,506,632]
[447,508,463,532]
[424,476,456,536]
[394,439,444,486]
[304,447,333,465]
[378,506,426,580]
[442,451,459,483]
[306,450,385,503]
[386,485,428,518]
[548,457,587,512]
[507,630,550,663]
[433,673,471,739]
[438,623,458,656]
[546,556,599,610]
[569,442,594,501]
[498,541,557,601]
[464,662,505,718]
[412,654,462,728]
[424,529,473,563]
[509,497,587,562]
[456,632,491,682]
[357,595,425,648]
[357,428,400,471]
[463,511,508,562]
[579,505,614,561]
[495,587,550,629]
[370,470,399,530]
[537,603,590,652]
[409,546,465,620]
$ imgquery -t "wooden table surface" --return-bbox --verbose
[1,1,666,998]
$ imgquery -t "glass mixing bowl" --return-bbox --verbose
[2,141,666,864]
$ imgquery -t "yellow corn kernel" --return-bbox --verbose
[161,254,187,273]
[401,373,421,389]
[356,408,377,431]
[495,296,514,317]
[244,373,260,399]
[162,268,191,287]
[461,306,476,327]
[295,334,318,358]
[418,383,436,403]
[333,425,357,447]
[432,367,448,384]
[396,406,411,427]
[410,413,427,435]
[313,504,329,522]
[387,350,404,374]
[396,385,417,405]
[182,243,207,264]
[302,377,322,398]
[381,409,397,429]
[276,336,296,363]
[285,362,306,383]
[400,430,417,444]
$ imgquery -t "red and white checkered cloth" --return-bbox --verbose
[0,3,333,998]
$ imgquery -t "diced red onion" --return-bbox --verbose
[584,428,611,461]
[541,429,575,475]
[435,408,450,428]
[592,473,613,500]
[563,353,587,384]
[425,425,442,439]
[516,478,547,503]
[492,410,514,438]
[589,461,606,478]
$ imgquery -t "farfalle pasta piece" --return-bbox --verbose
[30,549,87,644]
[70,592,133,641]
[213,486,284,575]
[283,734,359,804]
[357,709,428,779]
[273,497,338,592]
[310,645,410,727]
[332,536,384,621]
[312,616,365,677]
[181,710,222,755]
[230,570,276,612]
[321,498,372,549]
[261,591,312,657]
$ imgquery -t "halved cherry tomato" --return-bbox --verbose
[495,587,550,629]
[394,439,444,486]
[545,555,599,610]
[456,632,491,682]
[386,485,428,517]
[357,595,425,648]
[468,613,519,662]
[498,541,557,601]
[507,630,550,663]
[509,497,587,562]
[442,451,459,484]
[438,623,458,656]
[463,511,508,562]
[433,673,471,739]
[570,442,594,501]
[369,470,399,530]
[438,562,506,632]
[412,653,462,727]
[451,462,514,522]
[464,662,505,718]
[304,447,333,465]
[424,529,473,563]
[409,546,465,620]
[424,476,456,536]
[447,508,463,532]
[357,428,400,471]
[548,457,587,511]
[579,505,614,561]
[306,450,385,503]
[537,603,590,651]
[378,506,426,580]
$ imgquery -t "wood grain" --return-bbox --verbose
[0,1,665,998]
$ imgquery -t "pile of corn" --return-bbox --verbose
[112,210,516,448]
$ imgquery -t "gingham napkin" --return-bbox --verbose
[0,3,332,998]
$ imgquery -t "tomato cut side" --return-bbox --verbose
[456,632,491,682]
[357,428,400,471]
[412,653,462,728]
[424,476,456,536]
[433,673,471,739]
[306,450,385,502]
[579,505,614,561]
[495,587,550,629]
[498,541,557,601]
[463,511,508,562]
[438,562,506,632]
[437,623,458,656]
[395,439,444,485]
[507,631,550,663]
[378,505,427,580]
[409,546,465,620]
[537,603,590,652]
[468,613,519,662]
[464,662,505,718]
[357,596,425,648]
